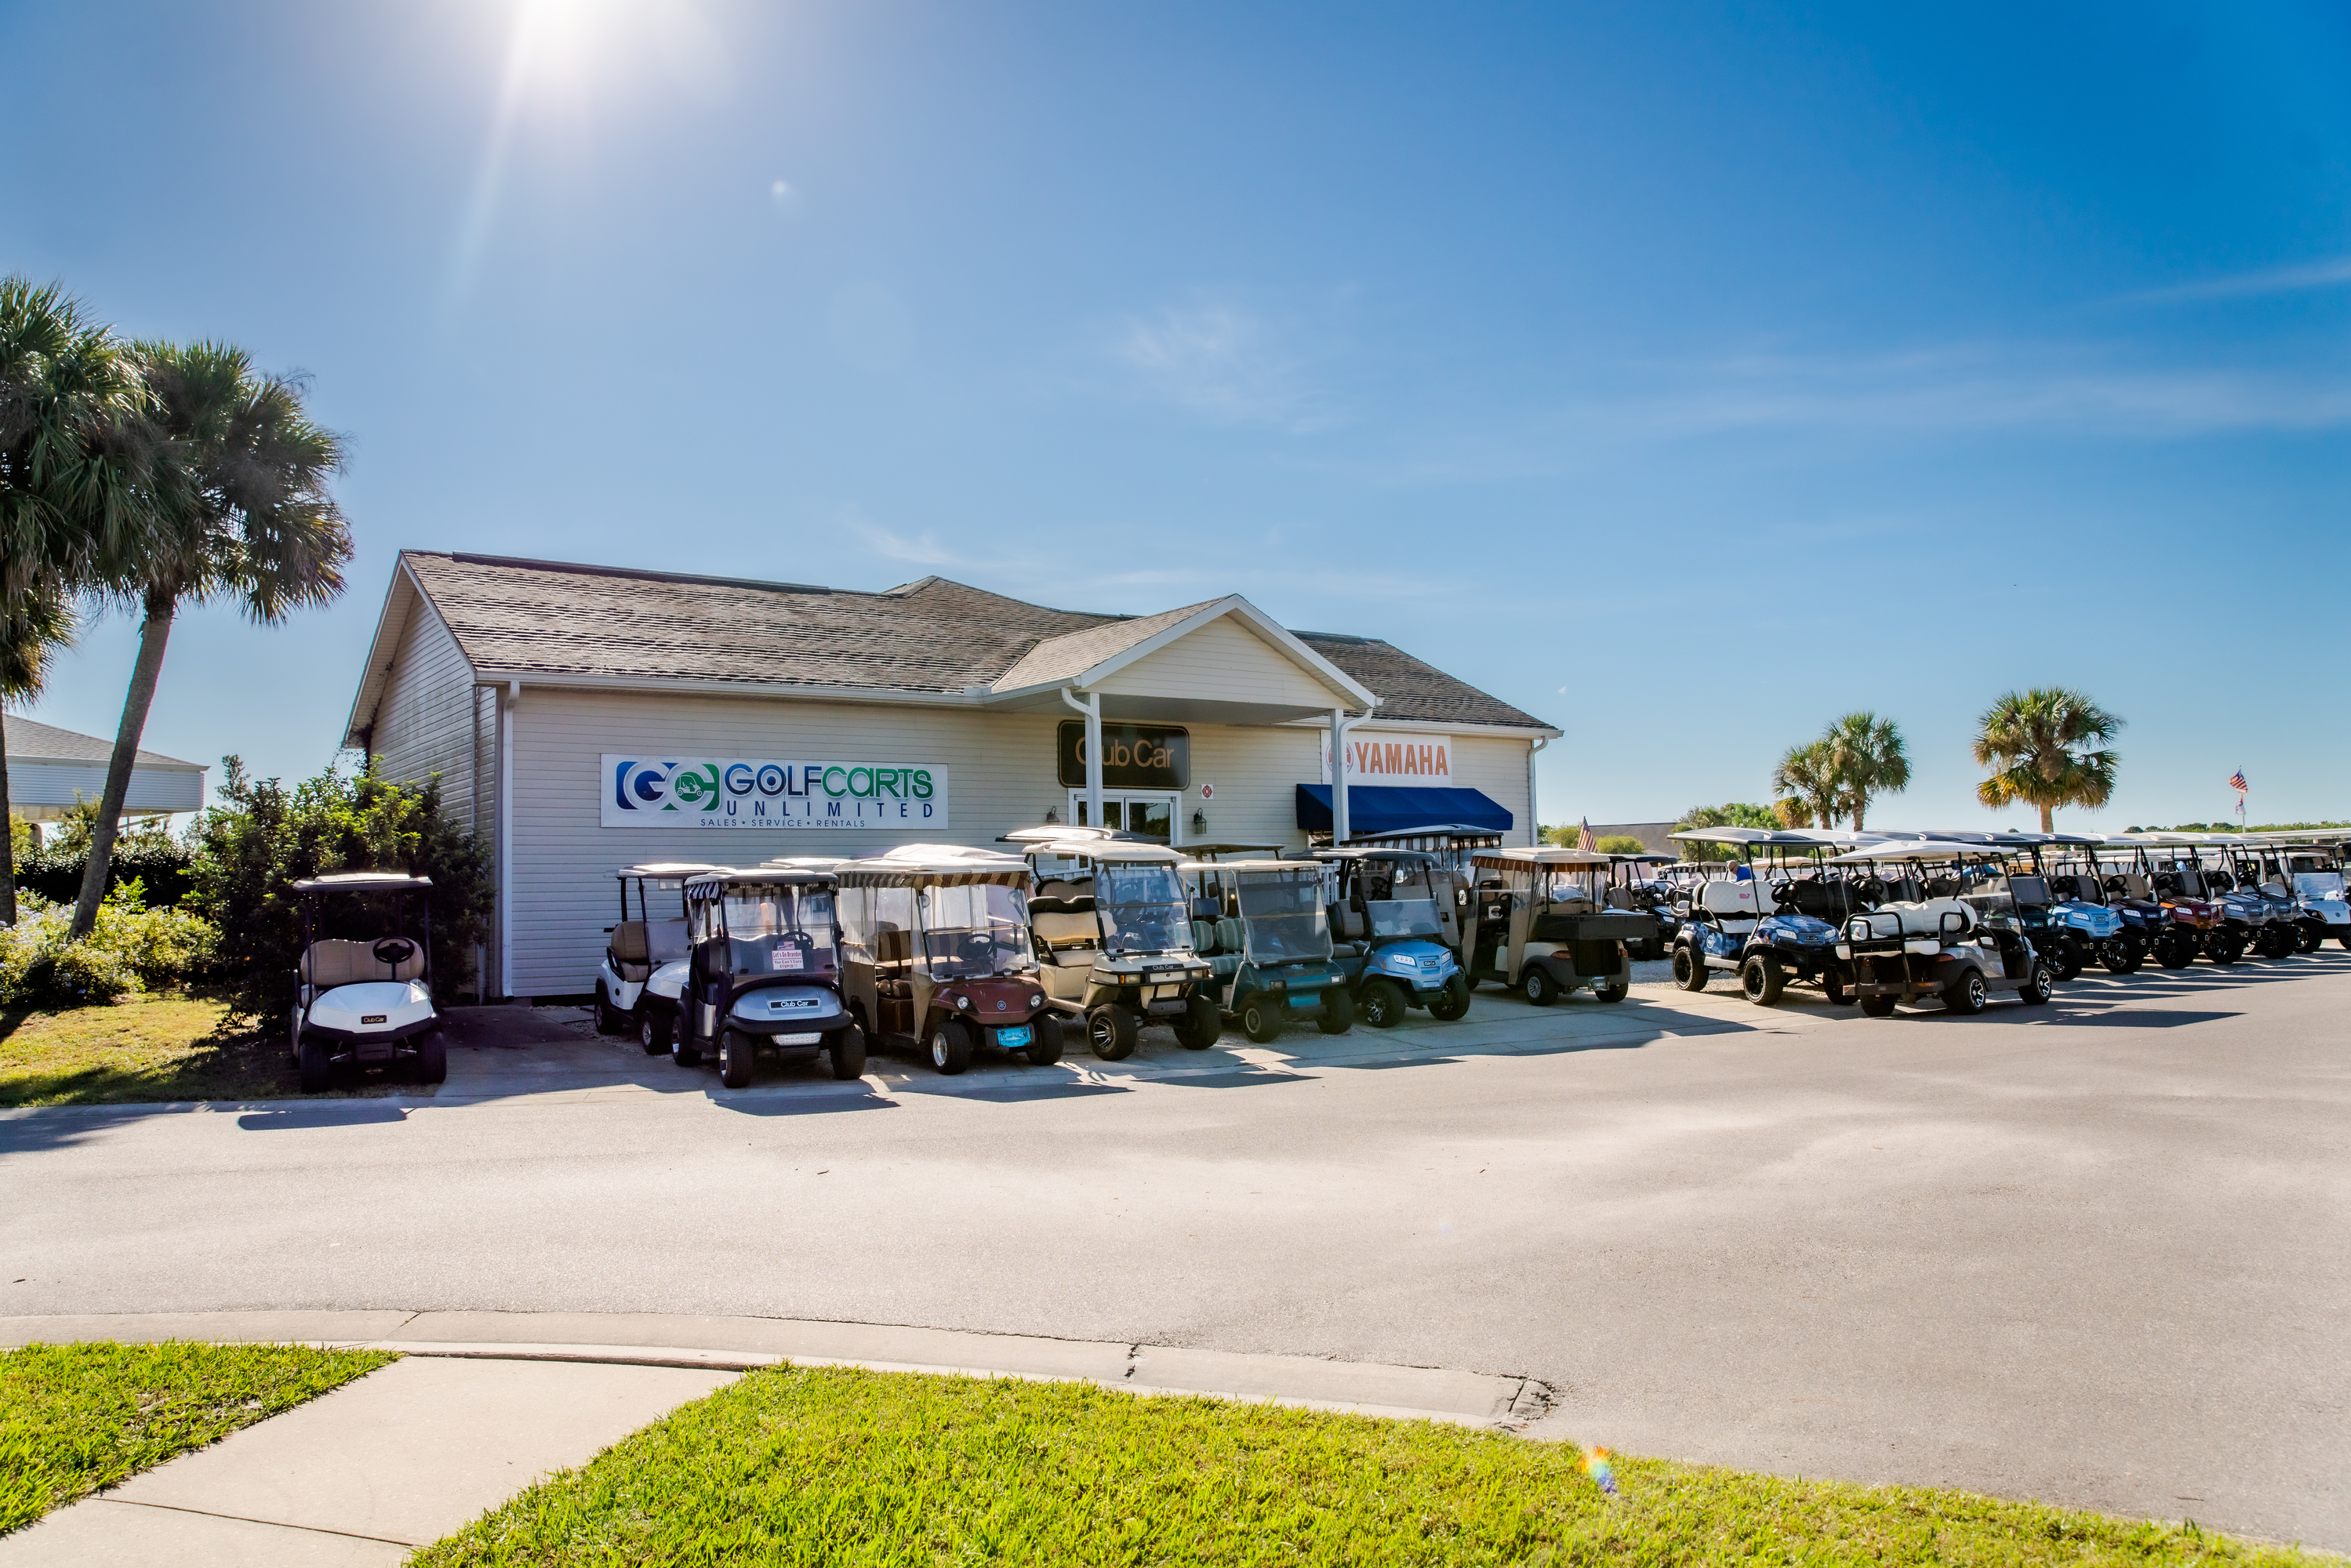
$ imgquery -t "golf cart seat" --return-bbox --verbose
[301,938,424,987]
[1215,916,1247,954]
[1851,898,1975,942]
[1696,880,1762,924]
[608,921,653,982]
[1777,880,1849,920]
[1030,907,1099,955]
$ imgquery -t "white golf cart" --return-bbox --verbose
[1827,840,2055,1015]
[289,872,443,1091]
[594,862,730,1047]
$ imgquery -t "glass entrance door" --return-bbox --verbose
[1070,791,1179,844]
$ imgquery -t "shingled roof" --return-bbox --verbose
[370,552,1550,732]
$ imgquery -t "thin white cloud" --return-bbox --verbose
[1113,299,1335,432]
[2120,256,2351,306]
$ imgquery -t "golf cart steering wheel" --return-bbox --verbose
[2104,876,2127,894]
[777,930,814,950]
[372,938,416,967]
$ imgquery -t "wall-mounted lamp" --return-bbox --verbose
[1045,806,1060,824]
[1191,810,1207,834]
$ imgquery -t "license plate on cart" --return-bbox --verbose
[996,1025,1033,1048]
[362,1014,387,1024]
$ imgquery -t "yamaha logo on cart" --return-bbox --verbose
[603,755,950,830]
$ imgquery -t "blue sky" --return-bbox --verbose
[3,0,2346,830]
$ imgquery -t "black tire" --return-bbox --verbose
[2156,937,2193,970]
[1089,1005,1139,1060]
[1360,978,1408,1029]
[414,1029,447,1084]
[1175,993,1220,1050]
[2298,923,2325,954]
[671,1033,703,1068]
[2101,938,2143,975]
[1317,985,1354,1034]
[1860,994,1897,1018]
[1426,973,1471,1022]
[297,1037,332,1093]
[1237,993,1285,1044]
[1824,973,1851,1006]
[827,1024,867,1080]
[2019,961,2055,1006]
[928,1018,974,1076]
[640,1010,672,1056]
[1026,1014,1066,1065]
[719,1028,757,1088]
[1593,978,1628,1004]
[594,993,625,1035]
[1944,971,1989,1015]
[1521,964,1560,1007]
[2206,936,2241,967]
[2048,947,2083,982]
[1739,953,1785,1007]
[1671,945,1707,992]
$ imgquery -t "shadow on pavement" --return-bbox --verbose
[919,1082,1134,1105]
[716,1089,899,1117]
[1151,1069,1312,1091]
[236,1104,412,1131]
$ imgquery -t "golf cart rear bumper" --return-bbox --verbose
[302,1017,439,1060]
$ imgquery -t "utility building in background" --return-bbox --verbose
[2,715,207,826]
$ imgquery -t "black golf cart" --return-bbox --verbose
[675,869,863,1087]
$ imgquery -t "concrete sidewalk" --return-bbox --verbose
[0,1309,1551,1565]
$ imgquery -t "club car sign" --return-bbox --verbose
[604,756,949,831]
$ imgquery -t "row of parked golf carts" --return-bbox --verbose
[574,826,1692,1085]
[1651,826,2351,1017]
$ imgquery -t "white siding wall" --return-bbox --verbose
[368,597,484,832]
[5,762,203,814]
[1095,616,1343,709]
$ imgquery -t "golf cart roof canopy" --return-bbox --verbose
[1611,852,1678,864]
[997,825,1153,844]
[836,855,1030,888]
[1669,827,1826,847]
[682,869,839,895]
[616,862,733,880]
[1180,842,1285,859]
[1345,823,1506,844]
[1178,858,1322,877]
[1472,846,1612,873]
[291,871,434,893]
[1016,837,1186,865]
[1308,846,1439,866]
[1824,840,1985,865]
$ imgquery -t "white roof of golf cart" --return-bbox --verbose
[1823,840,1985,864]
[682,868,839,892]
[1471,846,1611,872]
[837,851,1030,887]
[616,862,733,880]
[1016,835,1186,864]
[290,871,434,892]
[1178,858,1321,876]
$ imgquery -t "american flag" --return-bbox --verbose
[2229,769,2248,795]
[1575,818,1597,852]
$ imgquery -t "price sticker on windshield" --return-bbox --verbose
[772,943,804,970]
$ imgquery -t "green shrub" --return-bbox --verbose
[185,758,490,1022]
[1673,802,1780,860]
[0,882,220,1006]
[1594,834,1650,855]
[9,804,196,909]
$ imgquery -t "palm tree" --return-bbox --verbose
[1,278,147,923]
[1770,739,1840,834]
[1974,688,2122,833]
[70,342,351,938]
[1824,711,1909,830]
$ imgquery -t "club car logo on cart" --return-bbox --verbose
[602,756,950,831]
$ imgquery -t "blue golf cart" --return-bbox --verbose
[1312,847,1470,1028]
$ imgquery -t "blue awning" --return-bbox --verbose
[1294,784,1514,837]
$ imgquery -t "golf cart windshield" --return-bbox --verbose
[723,884,838,977]
[918,883,1035,979]
[2295,870,2346,898]
[1357,858,1442,939]
[1096,862,1194,953]
[1237,871,1333,962]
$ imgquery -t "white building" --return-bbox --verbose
[344,553,1557,1000]
[3,715,206,824]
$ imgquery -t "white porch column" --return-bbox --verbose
[1329,708,1350,844]
[1062,686,1103,829]
[1527,735,1548,848]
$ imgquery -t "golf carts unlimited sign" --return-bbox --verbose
[604,756,948,831]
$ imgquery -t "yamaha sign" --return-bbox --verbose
[603,756,948,831]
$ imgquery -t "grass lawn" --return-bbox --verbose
[415,1367,2331,1566]
[0,1340,394,1535]
[0,993,323,1106]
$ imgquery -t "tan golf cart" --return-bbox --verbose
[1013,829,1219,1059]
[1466,846,1648,1004]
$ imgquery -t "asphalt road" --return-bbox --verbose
[6,956,2347,1549]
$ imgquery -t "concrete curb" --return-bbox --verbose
[0,1310,1553,1430]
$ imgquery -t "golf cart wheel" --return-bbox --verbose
[671,1033,703,1068]
[1089,1005,1139,1060]
[594,993,623,1035]
[2019,961,2056,1006]
[719,1029,757,1088]
[1427,974,1471,1022]
[1521,965,1561,1007]
[414,1029,447,1084]
[1317,985,1354,1035]
[639,1011,671,1056]
[827,1024,867,1080]
[297,1038,332,1093]
[1670,945,1706,992]
[1176,993,1221,1050]
[928,1018,974,1076]
[288,1006,303,1067]
[2048,948,2083,982]
[1360,978,1407,1029]
[2156,938,2193,969]
[1944,971,1989,1015]
[2101,939,2142,975]
[1860,994,1897,1018]
[1739,954,1785,1007]
[1824,973,1851,1007]
[2205,937,2241,966]
[1237,994,1285,1044]
[2299,923,2326,954]
[1027,1014,1066,1065]
[1593,978,1629,1004]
